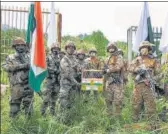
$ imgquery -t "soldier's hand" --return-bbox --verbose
[76,82,81,87]
[20,63,30,69]
[136,57,142,63]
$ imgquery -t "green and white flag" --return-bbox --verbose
[133,2,154,53]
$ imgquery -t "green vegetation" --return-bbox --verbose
[1,78,168,134]
[1,29,168,134]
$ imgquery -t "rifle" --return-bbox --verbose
[135,66,165,96]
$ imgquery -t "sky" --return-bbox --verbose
[1,1,168,42]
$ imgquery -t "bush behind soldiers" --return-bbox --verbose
[2,37,34,118]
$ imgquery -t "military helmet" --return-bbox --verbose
[118,49,124,56]
[89,47,97,54]
[65,41,76,50]
[139,41,152,51]
[107,42,118,52]
[12,37,26,48]
[77,49,85,56]
[50,42,60,51]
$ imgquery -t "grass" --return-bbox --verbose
[1,79,168,134]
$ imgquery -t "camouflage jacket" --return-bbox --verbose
[46,53,60,84]
[2,53,30,86]
[105,55,124,83]
[60,54,80,85]
[128,55,160,84]
[84,57,102,70]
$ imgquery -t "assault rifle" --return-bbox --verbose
[135,66,165,96]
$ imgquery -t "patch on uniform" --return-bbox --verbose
[142,58,155,68]
[108,56,116,64]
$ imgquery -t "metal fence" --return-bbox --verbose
[127,26,162,62]
[1,6,62,84]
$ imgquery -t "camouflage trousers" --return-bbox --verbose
[132,82,156,122]
[104,82,124,116]
[41,84,60,116]
[58,78,78,123]
[9,84,34,118]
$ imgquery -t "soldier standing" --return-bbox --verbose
[2,37,33,118]
[59,41,80,123]
[41,43,60,116]
[84,48,102,98]
[128,41,160,122]
[103,43,124,116]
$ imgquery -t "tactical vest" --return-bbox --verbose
[7,54,29,86]
[46,54,60,84]
[61,55,78,79]
[137,56,156,75]
[106,55,122,84]
[85,57,100,70]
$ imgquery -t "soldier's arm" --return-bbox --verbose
[47,56,55,72]
[60,58,70,78]
[128,57,141,73]
[153,59,163,81]
[2,56,29,72]
[108,56,124,73]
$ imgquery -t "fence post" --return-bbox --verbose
[127,28,133,63]
[57,12,62,48]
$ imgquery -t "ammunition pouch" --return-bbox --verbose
[107,73,121,84]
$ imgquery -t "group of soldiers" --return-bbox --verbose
[2,37,168,126]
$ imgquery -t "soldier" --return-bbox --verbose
[103,42,124,116]
[41,43,60,116]
[128,41,160,122]
[59,50,65,60]
[2,37,33,118]
[84,48,102,98]
[59,41,80,123]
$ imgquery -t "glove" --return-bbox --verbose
[137,68,146,74]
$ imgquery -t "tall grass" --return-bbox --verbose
[1,78,168,134]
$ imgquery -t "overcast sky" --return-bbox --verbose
[1,2,168,42]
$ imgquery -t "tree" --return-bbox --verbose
[83,30,109,56]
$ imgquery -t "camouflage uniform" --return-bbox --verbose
[59,50,65,60]
[2,37,34,118]
[84,48,102,97]
[41,43,60,116]
[103,43,124,116]
[128,41,160,122]
[59,41,80,122]
[76,49,86,92]
[118,49,128,84]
